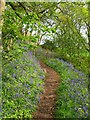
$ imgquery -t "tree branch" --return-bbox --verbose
[8,3,22,19]
[18,2,28,15]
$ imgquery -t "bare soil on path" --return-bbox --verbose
[33,61,60,120]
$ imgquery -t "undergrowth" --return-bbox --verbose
[2,50,45,118]
[45,58,89,118]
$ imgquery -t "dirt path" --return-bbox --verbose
[33,61,60,120]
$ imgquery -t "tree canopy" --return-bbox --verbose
[2,2,89,73]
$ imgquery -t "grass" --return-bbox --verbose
[45,58,89,118]
[2,50,45,118]
[54,49,89,75]
[2,46,88,118]
[35,47,89,75]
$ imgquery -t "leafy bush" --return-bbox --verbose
[45,58,89,118]
[2,51,45,118]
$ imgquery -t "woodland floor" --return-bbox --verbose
[33,61,60,120]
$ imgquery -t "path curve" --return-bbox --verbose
[33,61,60,120]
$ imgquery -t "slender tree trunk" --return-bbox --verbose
[87,1,90,118]
[0,0,5,49]
[0,0,5,117]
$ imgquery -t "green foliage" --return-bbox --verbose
[41,40,56,51]
[45,58,88,118]
[2,50,45,118]
[2,2,89,119]
[54,49,88,75]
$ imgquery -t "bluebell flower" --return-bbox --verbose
[28,87,30,90]
[82,106,87,112]
[28,51,32,55]
[28,92,31,94]
[42,84,44,88]
[37,83,40,86]
[30,77,33,84]
[17,40,21,43]
[38,97,40,103]
[85,113,88,117]
[78,72,85,76]
[12,73,16,78]
[16,93,19,97]
[13,66,17,70]
[40,75,45,79]
[7,88,10,90]
[11,110,14,113]
[75,107,78,111]
[24,83,29,87]
[34,70,37,72]
[23,46,28,50]
[71,80,74,83]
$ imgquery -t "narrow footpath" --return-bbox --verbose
[33,61,60,120]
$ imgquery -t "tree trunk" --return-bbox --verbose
[87,2,90,118]
[0,0,5,50]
